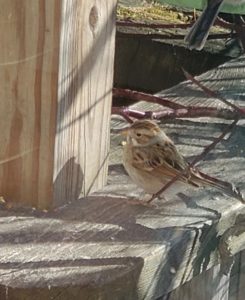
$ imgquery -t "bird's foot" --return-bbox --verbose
[126,195,158,208]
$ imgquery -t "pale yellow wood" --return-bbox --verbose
[0,0,61,208]
[53,0,117,206]
[0,0,116,209]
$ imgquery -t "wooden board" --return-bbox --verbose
[0,0,61,208]
[0,0,116,209]
[162,264,230,300]
[53,0,117,206]
[0,55,244,299]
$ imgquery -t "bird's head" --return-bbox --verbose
[121,119,161,146]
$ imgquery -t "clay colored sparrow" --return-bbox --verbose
[122,119,244,202]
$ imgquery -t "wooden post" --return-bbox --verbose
[0,0,116,209]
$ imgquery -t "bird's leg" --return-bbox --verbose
[126,192,157,207]
[147,191,168,204]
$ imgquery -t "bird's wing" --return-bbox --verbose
[131,140,190,178]
[131,141,202,188]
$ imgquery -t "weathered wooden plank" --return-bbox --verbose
[229,250,245,300]
[162,264,230,300]
[0,0,116,209]
[237,251,245,300]
[162,213,245,300]
[109,54,245,299]
[0,190,243,300]
[0,55,244,299]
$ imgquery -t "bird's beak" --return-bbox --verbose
[118,126,131,136]
[121,129,129,136]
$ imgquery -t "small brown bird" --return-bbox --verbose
[122,119,244,203]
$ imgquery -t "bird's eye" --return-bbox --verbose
[136,133,142,137]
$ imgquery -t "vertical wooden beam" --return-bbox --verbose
[0,0,61,208]
[54,0,116,206]
[0,0,116,208]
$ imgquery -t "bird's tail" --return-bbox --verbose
[192,169,244,203]
[184,0,224,50]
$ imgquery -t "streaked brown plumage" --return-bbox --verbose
[122,119,244,202]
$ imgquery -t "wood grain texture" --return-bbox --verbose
[229,250,245,300]
[109,55,245,299]
[0,0,116,209]
[0,0,61,208]
[53,0,117,207]
[0,54,244,299]
[163,265,230,300]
